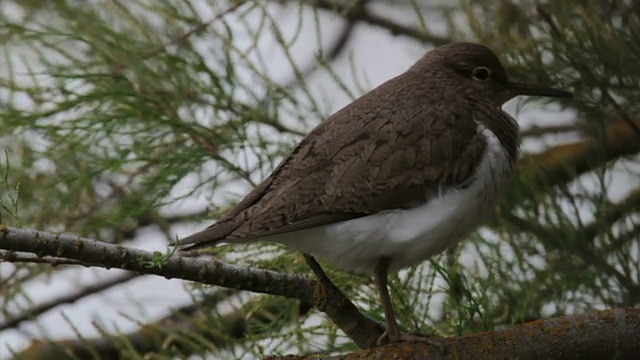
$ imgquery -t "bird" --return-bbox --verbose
[178,42,572,345]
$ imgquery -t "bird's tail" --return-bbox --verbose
[174,217,242,253]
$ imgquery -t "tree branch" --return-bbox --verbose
[0,270,139,331]
[511,117,640,200]
[520,123,584,137]
[304,0,451,46]
[266,306,640,360]
[0,225,383,349]
[11,292,297,360]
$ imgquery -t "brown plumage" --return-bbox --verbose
[178,42,572,345]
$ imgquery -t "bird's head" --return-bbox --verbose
[414,42,572,106]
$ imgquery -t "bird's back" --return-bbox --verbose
[178,67,490,251]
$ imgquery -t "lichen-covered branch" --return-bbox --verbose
[266,307,640,360]
[0,225,383,349]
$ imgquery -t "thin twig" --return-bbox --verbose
[536,5,640,137]
[142,2,248,61]
[1,251,87,266]
[276,13,358,95]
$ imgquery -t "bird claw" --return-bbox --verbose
[377,330,443,348]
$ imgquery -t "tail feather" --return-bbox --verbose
[175,217,243,252]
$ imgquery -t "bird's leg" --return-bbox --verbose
[374,257,403,344]
[307,254,436,347]
[374,257,431,346]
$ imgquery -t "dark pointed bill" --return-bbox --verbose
[508,80,573,98]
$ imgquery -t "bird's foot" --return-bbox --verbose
[376,330,443,348]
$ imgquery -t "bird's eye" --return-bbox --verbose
[472,67,490,81]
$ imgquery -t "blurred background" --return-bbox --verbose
[0,0,638,359]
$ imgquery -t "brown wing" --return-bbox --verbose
[179,72,487,249]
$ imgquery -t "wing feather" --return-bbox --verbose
[179,72,487,249]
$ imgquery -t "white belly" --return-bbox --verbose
[273,123,515,274]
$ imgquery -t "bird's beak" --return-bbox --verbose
[508,80,573,98]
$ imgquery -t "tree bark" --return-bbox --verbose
[0,225,383,349]
[265,307,640,360]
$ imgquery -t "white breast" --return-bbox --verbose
[273,122,515,274]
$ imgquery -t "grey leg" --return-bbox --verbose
[374,256,402,344]
[374,257,433,345]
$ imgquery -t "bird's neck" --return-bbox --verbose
[475,105,520,164]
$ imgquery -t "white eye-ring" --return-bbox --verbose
[472,67,491,81]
